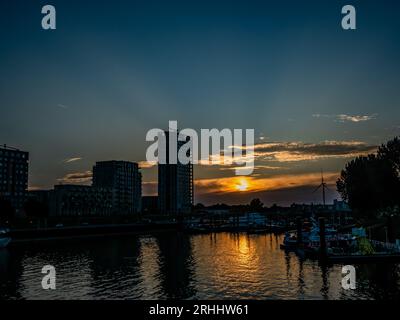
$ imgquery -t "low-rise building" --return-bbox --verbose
[142,196,158,214]
[49,185,114,217]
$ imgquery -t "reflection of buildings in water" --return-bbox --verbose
[353,264,400,300]
[85,237,144,299]
[0,249,9,274]
[0,249,23,299]
[319,262,330,299]
[154,232,196,299]
[284,252,291,279]
[297,258,305,296]
[209,232,217,245]
[138,237,163,299]
[228,232,240,248]
[192,233,288,299]
[88,237,142,269]
[3,234,400,299]
[370,264,400,299]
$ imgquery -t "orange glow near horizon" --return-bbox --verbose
[195,171,339,194]
[235,178,249,192]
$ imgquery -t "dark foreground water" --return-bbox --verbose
[1,232,400,300]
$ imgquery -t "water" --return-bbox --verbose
[1,232,400,300]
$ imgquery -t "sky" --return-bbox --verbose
[1,0,400,206]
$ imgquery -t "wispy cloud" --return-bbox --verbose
[57,104,69,109]
[28,185,47,191]
[138,160,157,169]
[63,157,82,163]
[219,165,283,173]
[235,140,377,163]
[57,171,92,184]
[312,113,378,123]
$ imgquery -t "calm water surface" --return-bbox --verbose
[1,232,400,300]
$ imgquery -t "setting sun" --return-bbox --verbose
[236,178,249,192]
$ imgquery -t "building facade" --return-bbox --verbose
[92,161,142,215]
[49,185,114,217]
[142,196,158,215]
[0,145,29,213]
[158,132,193,215]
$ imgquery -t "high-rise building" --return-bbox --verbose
[0,145,29,212]
[158,132,193,215]
[142,196,158,215]
[92,161,142,215]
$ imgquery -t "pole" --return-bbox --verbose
[319,217,327,257]
[296,217,303,245]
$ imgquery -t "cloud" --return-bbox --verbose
[142,181,157,196]
[219,165,283,173]
[312,113,378,123]
[236,140,376,163]
[138,160,157,169]
[28,185,46,191]
[57,171,92,184]
[57,104,69,109]
[336,114,378,122]
[63,157,82,163]
[141,139,376,173]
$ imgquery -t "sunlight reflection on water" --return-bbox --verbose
[1,232,399,300]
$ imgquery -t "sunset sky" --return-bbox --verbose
[1,0,400,205]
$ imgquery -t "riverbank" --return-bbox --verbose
[8,222,180,244]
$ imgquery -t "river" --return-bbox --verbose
[1,232,399,299]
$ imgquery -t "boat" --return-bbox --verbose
[300,225,357,259]
[280,217,357,257]
[280,229,311,249]
[0,228,11,248]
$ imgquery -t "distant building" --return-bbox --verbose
[0,145,29,212]
[333,199,351,212]
[289,199,351,214]
[28,190,51,204]
[49,185,114,217]
[142,196,158,214]
[158,132,193,215]
[92,161,142,215]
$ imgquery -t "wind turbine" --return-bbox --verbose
[313,170,329,207]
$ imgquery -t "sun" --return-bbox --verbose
[236,179,249,192]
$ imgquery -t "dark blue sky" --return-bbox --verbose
[1,0,399,204]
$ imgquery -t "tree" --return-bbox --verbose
[378,136,400,176]
[249,198,264,212]
[337,142,400,218]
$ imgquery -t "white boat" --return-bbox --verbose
[0,228,11,248]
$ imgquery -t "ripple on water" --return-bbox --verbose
[1,233,400,299]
